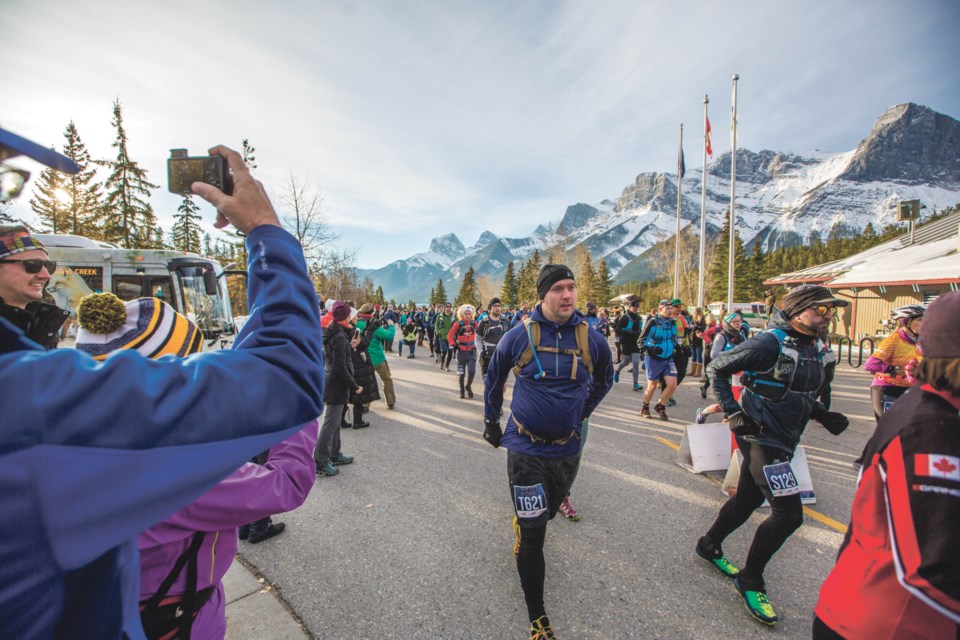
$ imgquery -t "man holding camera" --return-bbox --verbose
[0,128,325,639]
[695,284,849,627]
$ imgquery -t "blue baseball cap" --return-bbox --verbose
[0,125,80,174]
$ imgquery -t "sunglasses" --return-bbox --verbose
[811,305,834,317]
[0,258,57,274]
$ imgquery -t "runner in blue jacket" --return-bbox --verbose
[0,138,325,640]
[483,264,613,639]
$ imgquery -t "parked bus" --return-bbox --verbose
[706,301,769,326]
[36,234,238,349]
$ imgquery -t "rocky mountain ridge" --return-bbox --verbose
[362,103,960,301]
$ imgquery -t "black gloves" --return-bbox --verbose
[727,411,760,437]
[483,417,502,448]
[647,346,663,356]
[816,409,849,435]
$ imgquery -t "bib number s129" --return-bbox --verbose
[762,461,800,497]
[514,483,548,518]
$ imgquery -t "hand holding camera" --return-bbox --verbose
[174,145,281,234]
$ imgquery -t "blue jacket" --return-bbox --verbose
[708,311,826,453]
[484,306,613,458]
[0,226,325,639]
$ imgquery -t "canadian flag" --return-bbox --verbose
[705,116,713,158]
[915,453,960,481]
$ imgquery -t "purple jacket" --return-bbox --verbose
[137,420,319,638]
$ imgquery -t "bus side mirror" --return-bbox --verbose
[203,268,218,296]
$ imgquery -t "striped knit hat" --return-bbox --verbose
[75,293,203,360]
[0,227,46,259]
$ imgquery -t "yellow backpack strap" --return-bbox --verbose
[574,322,594,379]
[512,317,540,377]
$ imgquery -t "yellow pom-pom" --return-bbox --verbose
[77,293,128,335]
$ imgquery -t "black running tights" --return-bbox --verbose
[516,524,547,621]
[705,442,804,588]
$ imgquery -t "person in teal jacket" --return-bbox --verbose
[434,301,455,371]
[0,136,325,640]
[358,303,396,408]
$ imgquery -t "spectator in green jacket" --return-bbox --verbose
[357,304,396,409]
[434,302,455,371]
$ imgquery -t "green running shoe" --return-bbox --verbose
[529,615,556,639]
[734,577,778,626]
[695,537,739,578]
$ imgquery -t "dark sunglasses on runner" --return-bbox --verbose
[810,305,834,317]
[0,258,57,274]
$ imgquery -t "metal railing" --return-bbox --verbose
[827,336,876,368]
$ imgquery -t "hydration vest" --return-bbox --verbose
[740,328,817,402]
[512,317,594,380]
[453,320,477,351]
[642,316,677,360]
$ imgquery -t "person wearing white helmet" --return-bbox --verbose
[864,304,925,421]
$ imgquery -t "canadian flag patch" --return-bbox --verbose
[915,454,960,481]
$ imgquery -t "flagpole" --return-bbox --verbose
[728,74,739,310]
[697,95,708,309]
[674,122,683,299]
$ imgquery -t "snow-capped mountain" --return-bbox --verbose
[362,103,960,301]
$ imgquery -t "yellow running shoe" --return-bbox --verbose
[513,516,521,558]
[529,615,556,639]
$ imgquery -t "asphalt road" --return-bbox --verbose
[239,348,876,640]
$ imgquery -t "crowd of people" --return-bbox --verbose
[2,124,957,640]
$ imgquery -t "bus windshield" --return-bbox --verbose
[174,265,235,339]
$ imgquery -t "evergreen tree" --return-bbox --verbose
[171,195,203,253]
[454,266,480,307]
[61,121,104,236]
[375,286,386,305]
[100,99,159,247]
[706,215,750,302]
[574,246,595,304]
[517,250,542,303]
[594,259,613,305]
[242,138,257,169]
[500,261,518,307]
[433,278,448,305]
[429,288,435,304]
[203,233,213,256]
[28,166,69,233]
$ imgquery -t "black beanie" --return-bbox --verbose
[537,264,576,300]
[488,297,501,308]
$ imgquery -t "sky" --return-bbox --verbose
[4,0,959,269]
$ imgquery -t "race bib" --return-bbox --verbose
[514,483,548,518]
[762,461,801,497]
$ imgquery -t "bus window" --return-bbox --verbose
[113,277,146,301]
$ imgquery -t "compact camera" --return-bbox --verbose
[167,149,234,196]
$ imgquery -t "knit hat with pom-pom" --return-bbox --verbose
[75,293,203,360]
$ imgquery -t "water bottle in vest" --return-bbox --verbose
[773,336,799,382]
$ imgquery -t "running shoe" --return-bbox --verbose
[640,405,651,419]
[331,453,354,466]
[654,403,668,421]
[529,615,556,640]
[695,536,739,578]
[613,371,620,383]
[559,497,581,522]
[700,383,708,399]
[632,383,641,391]
[667,398,677,407]
[734,577,778,626]
[513,516,522,558]
[317,461,339,476]
[695,408,707,424]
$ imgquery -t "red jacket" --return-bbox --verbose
[448,319,477,351]
[814,384,960,639]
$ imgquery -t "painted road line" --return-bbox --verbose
[654,436,849,534]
